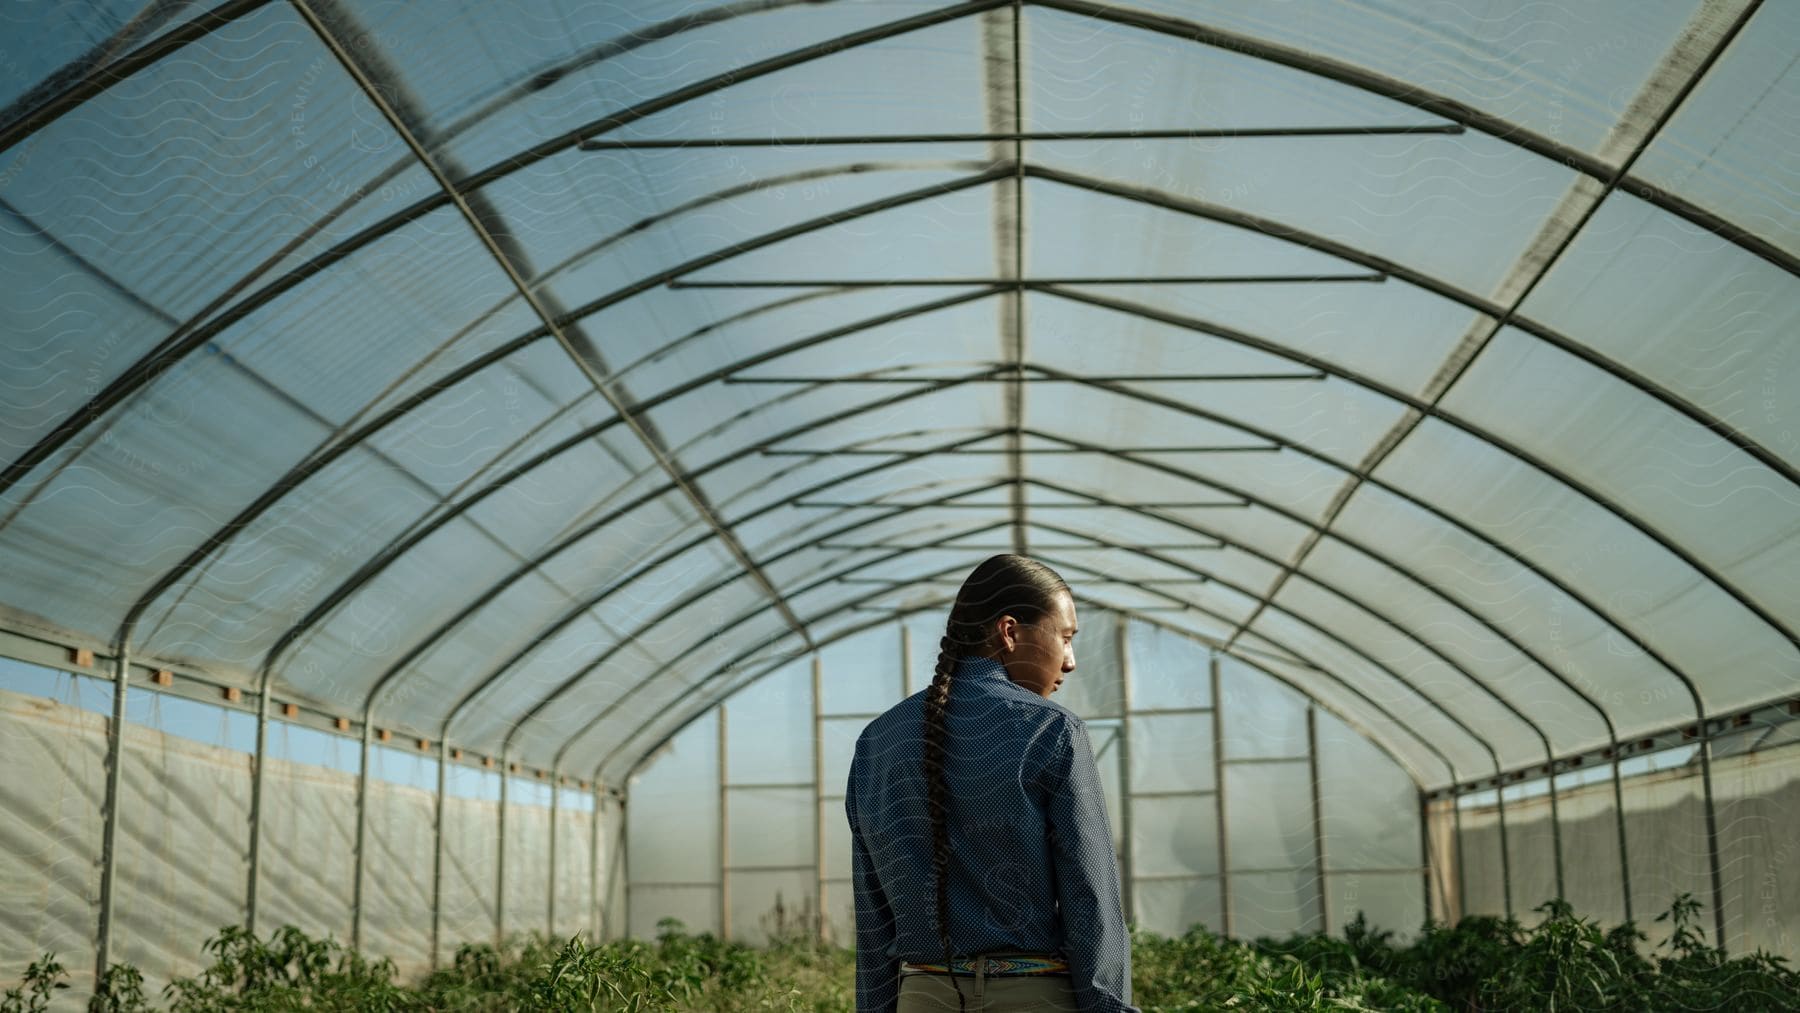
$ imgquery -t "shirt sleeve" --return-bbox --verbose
[846,747,901,1013]
[1044,714,1140,1013]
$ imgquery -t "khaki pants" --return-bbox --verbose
[895,968,1080,1012]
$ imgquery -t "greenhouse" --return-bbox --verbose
[0,0,1796,1009]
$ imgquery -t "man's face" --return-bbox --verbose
[998,591,1078,698]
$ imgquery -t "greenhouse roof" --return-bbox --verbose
[1,0,1795,790]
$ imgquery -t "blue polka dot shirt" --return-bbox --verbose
[845,653,1138,1013]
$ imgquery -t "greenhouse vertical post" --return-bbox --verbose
[1306,706,1328,934]
[812,653,825,942]
[1699,727,1727,953]
[94,646,129,986]
[1209,653,1231,934]
[1417,792,1431,925]
[589,783,602,941]
[1496,777,1513,919]
[547,770,560,936]
[351,715,374,950]
[1452,801,1467,923]
[719,705,730,941]
[900,622,912,698]
[495,755,508,947]
[1547,760,1566,902]
[246,671,272,935]
[1114,612,1134,925]
[1610,755,1632,923]
[430,738,449,970]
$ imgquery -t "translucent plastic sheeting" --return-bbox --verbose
[1453,806,1511,921]
[728,787,815,870]
[257,756,358,952]
[438,773,501,958]
[624,710,718,888]
[730,869,816,948]
[362,780,435,979]
[0,688,106,999]
[1315,709,1419,874]
[1135,877,1224,941]
[818,624,901,717]
[597,795,627,942]
[501,778,553,939]
[629,885,717,940]
[1329,873,1425,940]
[1126,618,1214,711]
[1549,768,1630,930]
[1231,868,1322,940]
[1619,763,1717,951]
[1494,785,1562,929]
[552,793,596,940]
[1711,742,1800,957]
[112,718,251,998]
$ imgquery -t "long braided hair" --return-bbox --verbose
[921,554,1071,1012]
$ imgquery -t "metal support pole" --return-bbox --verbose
[495,754,508,947]
[1209,652,1231,935]
[589,783,603,941]
[900,621,912,698]
[94,647,130,986]
[1115,612,1135,926]
[1612,755,1633,924]
[812,653,826,942]
[1496,779,1513,920]
[548,772,560,937]
[620,794,631,940]
[430,739,448,970]
[351,717,373,950]
[1699,729,1727,953]
[718,707,730,941]
[1452,801,1467,924]
[1306,706,1328,934]
[1418,791,1433,925]
[246,678,271,934]
[1548,760,1566,903]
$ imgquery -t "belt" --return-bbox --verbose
[900,952,1069,977]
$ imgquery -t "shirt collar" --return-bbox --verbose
[954,654,1009,680]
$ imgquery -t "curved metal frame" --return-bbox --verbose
[9,0,1769,954]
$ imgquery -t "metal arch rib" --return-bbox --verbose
[1017,166,1800,503]
[253,264,1705,750]
[443,447,1015,747]
[287,0,812,659]
[295,276,1695,744]
[525,519,1022,765]
[536,481,1510,781]
[14,0,1785,522]
[505,457,1565,776]
[593,551,1475,790]
[342,371,1012,725]
[623,591,1453,792]
[1033,0,1793,278]
[0,0,1012,503]
[4,0,1781,280]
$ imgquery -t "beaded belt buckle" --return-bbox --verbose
[900,953,1070,977]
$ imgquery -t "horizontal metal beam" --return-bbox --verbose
[816,541,1222,551]
[730,372,1323,384]
[673,273,1384,287]
[794,499,1245,509]
[578,124,1464,149]
[763,444,1279,455]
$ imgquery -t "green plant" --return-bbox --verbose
[1,954,67,1013]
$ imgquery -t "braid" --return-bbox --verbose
[923,632,967,1013]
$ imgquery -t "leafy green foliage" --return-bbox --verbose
[8,893,1794,1011]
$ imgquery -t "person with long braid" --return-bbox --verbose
[844,554,1139,1012]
